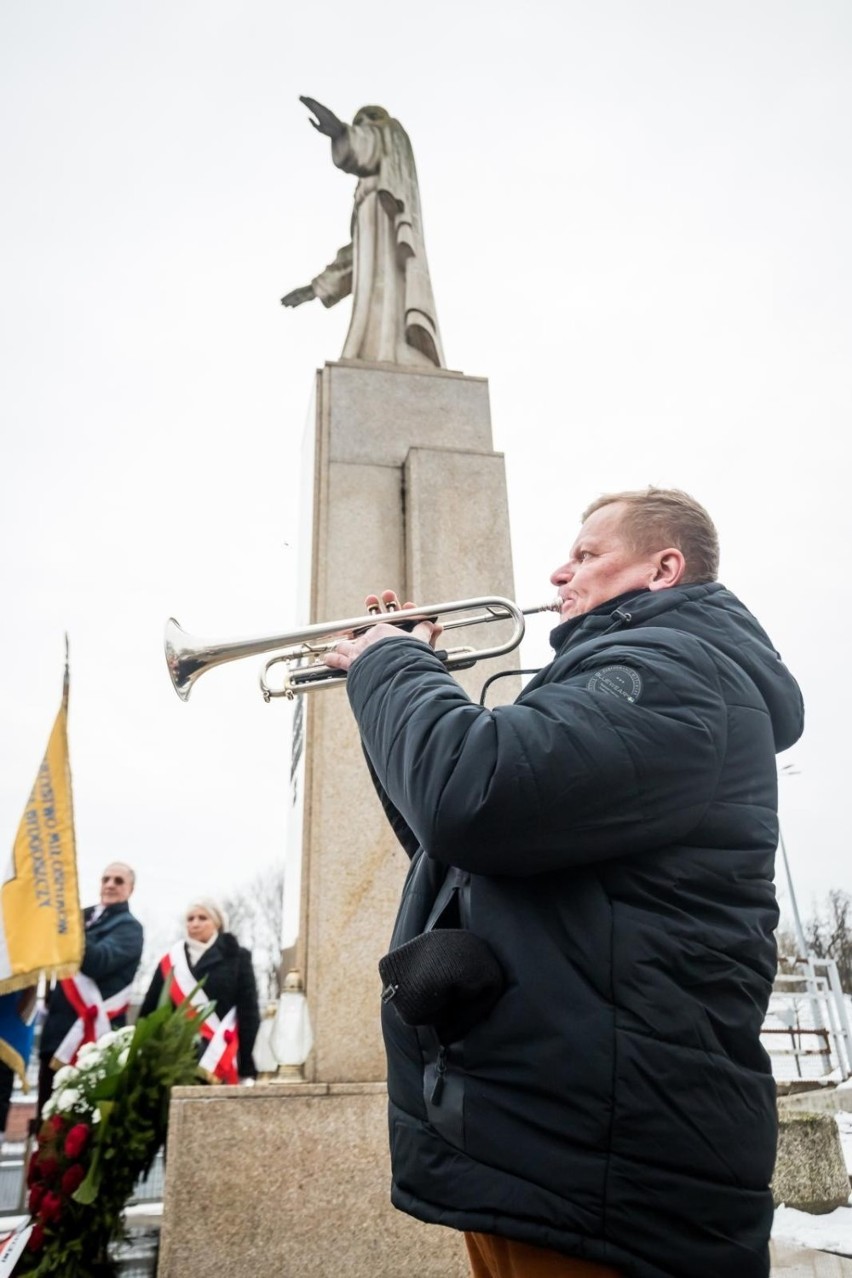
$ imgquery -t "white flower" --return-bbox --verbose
[42,1098,56,1118]
[53,1066,78,1087]
[77,1043,99,1061]
[117,1049,129,1068]
[56,1087,81,1110]
[117,1025,135,1042]
[97,1030,119,1049]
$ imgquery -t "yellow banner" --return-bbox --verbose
[0,654,83,993]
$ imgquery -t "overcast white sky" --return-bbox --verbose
[1,1,850,954]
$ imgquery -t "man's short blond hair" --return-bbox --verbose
[581,487,719,584]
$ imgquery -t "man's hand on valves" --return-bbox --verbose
[325,591,443,673]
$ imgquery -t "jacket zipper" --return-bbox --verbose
[429,1045,447,1103]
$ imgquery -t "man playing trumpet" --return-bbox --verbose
[326,487,803,1278]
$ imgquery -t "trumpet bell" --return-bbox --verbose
[164,619,204,702]
[165,617,292,701]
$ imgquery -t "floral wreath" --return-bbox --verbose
[0,986,208,1276]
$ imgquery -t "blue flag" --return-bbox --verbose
[0,987,37,1087]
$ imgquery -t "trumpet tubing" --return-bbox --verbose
[164,596,561,702]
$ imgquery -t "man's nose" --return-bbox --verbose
[550,562,574,585]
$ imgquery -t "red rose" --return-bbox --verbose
[36,1155,59,1182]
[27,1222,45,1252]
[28,1183,45,1213]
[26,1156,43,1186]
[60,1163,86,1195]
[36,1155,59,1180]
[40,1191,63,1224]
[64,1122,91,1160]
[49,1114,65,1135]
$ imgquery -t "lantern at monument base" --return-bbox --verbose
[269,969,313,1077]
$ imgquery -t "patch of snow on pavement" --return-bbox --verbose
[772,1204,852,1258]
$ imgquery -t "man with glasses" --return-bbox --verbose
[35,862,143,1122]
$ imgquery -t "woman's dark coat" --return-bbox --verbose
[345,582,804,1278]
[140,932,260,1079]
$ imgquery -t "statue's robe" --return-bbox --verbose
[310,116,445,369]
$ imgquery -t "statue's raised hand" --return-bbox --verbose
[299,96,345,140]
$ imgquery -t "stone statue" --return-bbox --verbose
[282,97,445,369]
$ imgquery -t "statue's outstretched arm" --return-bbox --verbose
[281,284,316,308]
[300,96,346,140]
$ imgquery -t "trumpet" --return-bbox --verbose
[164,596,561,702]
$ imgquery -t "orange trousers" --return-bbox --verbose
[465,1232,624,1278]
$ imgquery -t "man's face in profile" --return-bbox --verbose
[550,502,659,622]
[99,863,133,906]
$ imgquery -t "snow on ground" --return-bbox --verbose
[773,1205,852,1258]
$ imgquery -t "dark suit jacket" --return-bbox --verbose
[39,901,144,1060]
[139,932,260,1079]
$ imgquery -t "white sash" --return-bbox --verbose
[52,973,133,1067]
[162,942,240,1083]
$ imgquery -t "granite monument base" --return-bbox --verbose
[157,1082,468,1278]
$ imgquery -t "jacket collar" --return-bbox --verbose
[190,934,225,970]
[549,587,651,654]
[87,900,132,923]
[548,582,734,656]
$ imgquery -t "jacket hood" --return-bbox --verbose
[550,582,804,752]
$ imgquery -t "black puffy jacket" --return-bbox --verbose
[345,582,804,1278]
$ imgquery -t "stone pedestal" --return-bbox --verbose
[157,1083,468,1278]
[296,360,519,1083]
[772,1109,851,1214]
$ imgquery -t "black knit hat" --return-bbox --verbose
[378,929,505,1044]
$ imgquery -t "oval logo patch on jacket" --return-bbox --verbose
[586,665,642,703]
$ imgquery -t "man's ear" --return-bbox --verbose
[649,548,686,591]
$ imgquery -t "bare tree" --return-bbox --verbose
[805,890,852,992]
[222,863,285,1005]
[775,922,801,975]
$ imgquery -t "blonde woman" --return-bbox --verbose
[140,900,259,1083]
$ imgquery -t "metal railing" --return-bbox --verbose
[763,955,852,1082]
